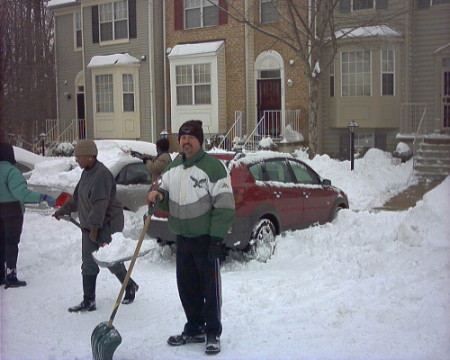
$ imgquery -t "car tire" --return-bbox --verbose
[330,204,344,222]
[245,219,276,262]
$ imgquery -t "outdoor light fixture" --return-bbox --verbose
[39,132,47,156]
[348,121,358,171]
[160,130,169,139]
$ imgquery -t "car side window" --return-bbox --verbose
[248,163,264,181]
[116,163,152,185]
[289,160,318,184]
[264,160,293,183]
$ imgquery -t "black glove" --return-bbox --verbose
[130,150,143,159]
[142,155,154,164]
[208,237,225,261]
[52,209,65,220]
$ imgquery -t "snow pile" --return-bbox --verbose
[2,146,449,360]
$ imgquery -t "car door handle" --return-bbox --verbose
[273,191,281,198]
[303,192,309,199]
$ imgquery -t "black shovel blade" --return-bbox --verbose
[91,321,122,360]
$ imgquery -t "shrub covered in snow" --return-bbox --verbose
[258,136,278,151]
[393,142,413,163]
[46,142,74,157]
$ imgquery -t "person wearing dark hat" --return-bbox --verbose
[52,140,139,312]
[148,120,235,355]
[143,138,172,185]
[0,142,56,288]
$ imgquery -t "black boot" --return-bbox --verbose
[68,275,97,312]
[110,264,139,305]
[122,279,139,304]
[4,268,27,289]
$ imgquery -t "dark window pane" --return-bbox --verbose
[382,74,394,95]
[203,5,219,26]
[115,20,128,39]
[100,23,113,41]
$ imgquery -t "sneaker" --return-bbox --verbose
[122,282,139,304]
[167,333,206,346]
[68,299,96,313]
[205,335,220,355]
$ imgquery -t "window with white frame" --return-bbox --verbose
[341,50,371,96]
[99,0,128,42]
[340,0,388,12]
[185,0,219,29]
[95,74,114,112]
[381,49,394,96]
[74,12,82,48]
[353,0,375,10]
[261,0,278,23]
[355,133,374,152]
[122,74,135,112]
[176,64,211,105]
[417,0,450,8]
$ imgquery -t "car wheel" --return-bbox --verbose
[331,205,344,222]
[245,219,276,262]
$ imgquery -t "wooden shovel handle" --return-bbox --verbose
[107,202,159,327]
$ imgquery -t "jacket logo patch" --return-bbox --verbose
[190,176,207,189]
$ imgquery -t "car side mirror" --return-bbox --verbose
[322,179,331,187]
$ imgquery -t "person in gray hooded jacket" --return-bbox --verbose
[52,140,138,312]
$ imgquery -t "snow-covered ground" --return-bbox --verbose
[1,147,449,360]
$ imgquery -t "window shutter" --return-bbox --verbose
[92,5,99,43]
[417,0,430,9]
[174,0,183,30]
[129,0,137,38]
[376,0,388,9]
[219,0,228,25]
[339,0,351,13]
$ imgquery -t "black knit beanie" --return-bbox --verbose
[0,142,16,164]
[178,120,204,145]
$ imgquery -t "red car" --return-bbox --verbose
[148,151,349,261]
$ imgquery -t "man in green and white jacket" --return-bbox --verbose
[148,120,235,355]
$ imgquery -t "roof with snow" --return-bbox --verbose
[46,0,78,9]
[168,41,225,58]
[335,25,401,39]
[87,53,140,68]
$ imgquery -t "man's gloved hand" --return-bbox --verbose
[208,236,225,261]
[52,209,64,220]
[40,194,57,207]
[89,227,99,243]
[141,155,154,164]
[130,150,143,159]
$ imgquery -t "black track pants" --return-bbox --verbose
[0,214,23,278]
[176,235,222,337]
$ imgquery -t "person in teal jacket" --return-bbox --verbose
[0,142,56,288]
[148,120,235,355]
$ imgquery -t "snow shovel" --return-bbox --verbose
[90,201,159,360]
[60,216,155,268]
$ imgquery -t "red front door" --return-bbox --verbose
[257,79,281,136]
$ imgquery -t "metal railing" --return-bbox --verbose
[242,110,302,151]
[217,111,244,150]
[31,118,85,154]
[400,103,427,136]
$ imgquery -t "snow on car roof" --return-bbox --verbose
[27,140,156,188]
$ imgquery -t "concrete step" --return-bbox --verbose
[414,157,450,167]
[415,171,449,181]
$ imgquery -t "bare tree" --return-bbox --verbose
[0,0,56,148]
[208,0,401,155]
